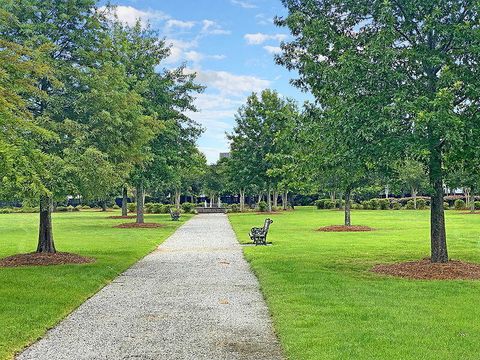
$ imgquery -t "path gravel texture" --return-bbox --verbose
[17,214,284,360]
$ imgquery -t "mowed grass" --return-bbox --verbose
[0,211,191,360]
[229,207,480,360]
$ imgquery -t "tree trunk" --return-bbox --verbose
[412,188,418,210]
[470,191,475,213]
[385,185,389,199]
[429,148,448,263]
[239,189,245,212]
[257,194,262,204]
[122,187,128,217]
[267,188,272,212]
[101,200,107,212]
[175,188,181,210]
[282,190,288,210]
[344,187,352,226]
[37,195,56,253]
[273,190,278,208]
[136,183,145,224]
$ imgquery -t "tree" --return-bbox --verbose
[0,11,55,201]
[396,159,428,209]
[0,1,161,251]
[277,0,480,262]
[202,161,227,207]
[228,89,299,212]
[0,0,107,252]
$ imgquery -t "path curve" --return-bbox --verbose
[17,214,284,360]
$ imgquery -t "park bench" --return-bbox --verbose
[170,208,181,221]
[249,218,273,246]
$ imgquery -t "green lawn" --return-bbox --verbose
[229,207,480,360]
[0,211,190,360]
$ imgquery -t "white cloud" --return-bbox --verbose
[201,20,231,35]
[165,19,195,30]
[231,0,257,9]
[186,93,242,163]
[244,33,288,45]
[187,69,270,96]
[165,40,225,64]
[165,39,198,63]
[263,45,282,55]
[185,50,204,63]
[100,5,168,27]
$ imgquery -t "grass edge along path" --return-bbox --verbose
[228,207,480,360]
[0,211,192,360]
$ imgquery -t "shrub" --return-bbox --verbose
[360,200,370,210]
[475,201,480,210]
[416,198,427,210]
[153,203,164,214]
[181,202,195,214]
[163,204,174,214]
[378,198,390,210]
[324,200,336,209]
[454,199,466,210]
[112,204,120,210]
[229,204,241,213]
[258,201,268,212]
[72,205,80,212]
[16,206,39,213]
[55,206,68,212]
[81,205,91,210]
[405,200,415,210]
[350,203,361,210]
[314,199,324,209]
[443,202,450,210]
[67,205,75,212]
[127,203,136,213]
[0,208,14,214]
[392,202,402,210]
[370,198,380,210]
[145,203,154,214]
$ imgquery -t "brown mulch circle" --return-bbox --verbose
[460,211,480,215]
[372,259,480,280]
[107,215,137,219]
[0,252,95,268]
[317,225,374,232]
[113,222,164,229]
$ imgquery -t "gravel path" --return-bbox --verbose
[17,214,284,360]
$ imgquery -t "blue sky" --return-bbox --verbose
[105,0,309,163]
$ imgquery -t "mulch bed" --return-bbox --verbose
[0,252,95,268]
[113,222,164,229]
[460,211,480,215]
[107,215,137,219]
[372,259,480,280]
[317,225,374,232]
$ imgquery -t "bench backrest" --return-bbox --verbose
[263,218,273,233]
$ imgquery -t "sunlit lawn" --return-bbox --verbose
[0,211,190,360]
[229,207,480,360]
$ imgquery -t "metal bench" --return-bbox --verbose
[249,218,273,245]
[170,209,181,221]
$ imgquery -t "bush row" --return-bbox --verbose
[315,197,480,210]
[127,202,197,214]
[0,206,40,214]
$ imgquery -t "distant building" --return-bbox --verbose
[219,152,230,160]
